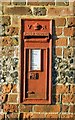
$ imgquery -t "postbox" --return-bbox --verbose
[21,19,52,104]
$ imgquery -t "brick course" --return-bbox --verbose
[62,94,75,104]
[3,104,18,112]
[64,27,75,36]
[8,94,18,103]
[68,17,75,27]
[4,6,32,15]
[48,7,74,16]
[34,105,60,112]
[55,48,62,56]
[64,47,73,58]
[62,105,69,112]
[55,18,66,26]
[46,114,59,119]
[56,28,62,36]
[2,84,12,93]
[20,104,32,112]
[54,38,68,46]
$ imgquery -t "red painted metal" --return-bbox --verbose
[21,19,52,104]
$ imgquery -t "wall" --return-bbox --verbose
[0,0,75,119]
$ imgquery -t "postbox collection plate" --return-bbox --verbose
[21,19,52,104]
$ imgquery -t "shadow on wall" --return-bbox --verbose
[51,20,58,104]
[52,20,58,83]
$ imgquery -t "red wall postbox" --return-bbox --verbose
[21,19,52,104]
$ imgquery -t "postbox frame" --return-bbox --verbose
[20,19,52,104]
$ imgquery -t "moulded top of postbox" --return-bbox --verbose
[22,19,52,34]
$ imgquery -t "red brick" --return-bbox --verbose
[70,94,75,103]
[2,0,10,2]
[70,85,75,94]
[13,1,26,5]
[48,7,74,16]
[62,94,70,103]
[2,1,10,5]
[1,93,8,103]
[56,2,69,6]
[55,85,75,95]
[70,105,75,113]
[55,18,66,26]
[31,113,45,118]
[2,84,12,93]
[6,27,19,36]
[2,47,14,56]
[28,0,55,5]
[70,37,75,47]
[34,105,43,112]
[34,105,60,112]
[22,113,45,119]
[11,16,20,26]
[0,84,2,92]
[60,114,73,119]
[55,38,68,46]
[46,114,59,119]
[62,105,69,112]
[56,28,62,36]
[12,84,17,93]
[6,113,18,119]
[64,48,73,58]
[3,104,18,112]
[69,1,75,6]
[55,85,69,94]
[68,17,75,27]
[62,94,75,103]
[0,16,11,26]
[4,6,32,15]
[2,37,13,46]
[64,27,75,36]
[0,105,2,112]
[8,94,18,103]
[55,48,62,56]
[21,113,59,119]
[73,114,75,119]
[0,114,5,120]
[20,113,33,119]
[14,47,18,57]
[0,37,2,46]
[20,104,32,112]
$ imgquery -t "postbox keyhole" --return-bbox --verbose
[36,73,39,79]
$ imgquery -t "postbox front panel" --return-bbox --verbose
[21,19,52,104]
[25,48,48,99]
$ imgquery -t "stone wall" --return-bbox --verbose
[0,0,75,119]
